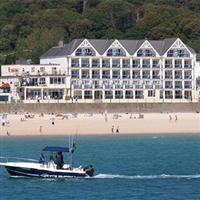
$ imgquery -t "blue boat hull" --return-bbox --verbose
[5,166,87,178]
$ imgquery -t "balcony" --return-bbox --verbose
[184,85,192,89]
[72,74,79,79]
[165,85,173,89]
[71,63,79,68]
[175,76,182,79]
[165,64,173,68]
[112,63,120,68]
[92,63,100,68]
[132,63,140,68]
[175,85,182,89]
[125,85,133,89]
[142,64,150,68]
[132,75,140,79]
[135,85,143,89]
[184,64,192,68]
[122,75,130,79]
[142,75,151,79]
[81,63,90,68]
[165,75,173,79]
[102,75,110,79]
[152,64,160,68]
[175,64,182,68]
[152,75,160,79]
[184,75,192,79]
[122,63,130,68]
[145,85,153,89]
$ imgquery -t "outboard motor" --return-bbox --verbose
[84,165,94,177]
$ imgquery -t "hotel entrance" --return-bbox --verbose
[94,91,103,99]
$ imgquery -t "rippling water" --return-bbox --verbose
[1,135,200,200]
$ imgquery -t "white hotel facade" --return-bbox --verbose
[0,38,199,103]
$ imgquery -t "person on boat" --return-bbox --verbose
[39,152,45,164]
[54,152,64,169]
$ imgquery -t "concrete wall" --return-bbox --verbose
[0,102,200,114]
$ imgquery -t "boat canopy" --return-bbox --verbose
[42,146,69,152]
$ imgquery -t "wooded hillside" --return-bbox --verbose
[1,0,200,64]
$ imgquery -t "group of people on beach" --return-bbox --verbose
[111,125,120,133]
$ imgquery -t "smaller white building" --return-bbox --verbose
[0,64,71,103]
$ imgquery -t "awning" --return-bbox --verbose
[0,83,10,89]
[42,146,69,152]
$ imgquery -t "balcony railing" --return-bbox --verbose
[133,75,140,79]
[112,63,120,68]
[184,64,192,68]
[142,64,150,68]
[175,64,182,68]
[71,63,79,68]
[92,63,100,68]
[165,75,173,79]
[152,64,160,68]
[175,76,182,79]
[132,64,140,68]
[184,75,192,79]
[81,63,90,68]
[152,76,160,79]
[122,63,130,68]
[165,64,173,68]
[165,85,173,89]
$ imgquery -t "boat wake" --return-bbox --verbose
[94,173,200,180]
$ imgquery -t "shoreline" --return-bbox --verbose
[1,113,200,137]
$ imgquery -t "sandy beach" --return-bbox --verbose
[0,112,200,136]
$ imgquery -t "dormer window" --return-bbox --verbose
[167,49,190,57]
[75,48,95,56]
[107,48,126,56]
[137,49,155,57]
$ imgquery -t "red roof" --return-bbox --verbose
[0,83,11,89]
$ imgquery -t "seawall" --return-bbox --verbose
[0,103,200,113]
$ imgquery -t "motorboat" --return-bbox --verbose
[0,145,94,178]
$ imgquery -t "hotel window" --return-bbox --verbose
[102,59,110,68]
[184,91,192,99]
[39,78,46,85]
[75,48,95,56]
[132,60,140,68]
[81,59,90,68]
[31,67,35,72]
[71,59,79,67]
[125,91,133,99]
[165,91,173,99]
[50,77,65,84]
[92,70,100,79]
[122,70,130,79]
[174,71,182,79]
[132,71,140,79]
[142,71,150,79]
[175,81,182,89]
[107,48,126,56]
[135,91,144,99]
[165,71,173,79]
[122,59,130,68]
[112,59,120,68]
[102,70,110,79]
[112,70,120,79]
[175,90,182,99]
[74,91,82,99]
[184,71,192,79]
[148,90,155,97]
[152,71,160,79]
[84,91,93,99]
[105,91,113,99]
[92,59,100,68]
[165,60,173,68]
[40,67,45,72]
[142,59,150,68]
[81,70,90,79]
[184,81,192,89]
[152,60,160,68]
[175,60,182,68]
[72,70,79,78]
[184,60,192,68]
[137,49,155,57]
[115,90,123,99]
[165,81,173,89]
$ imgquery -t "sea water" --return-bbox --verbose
[1,135,200,200]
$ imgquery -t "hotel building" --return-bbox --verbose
[0,38,199,103]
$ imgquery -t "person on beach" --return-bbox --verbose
[175,115,178,122]
[39,125,43,133]
[169,115,172,121]
[116,126,119,133]
[111,125,114,133]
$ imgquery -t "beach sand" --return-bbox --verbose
[0,112,200,136]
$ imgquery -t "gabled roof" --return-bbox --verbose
[40,38,195,59]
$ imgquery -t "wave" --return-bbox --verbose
[94,173,200,180]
